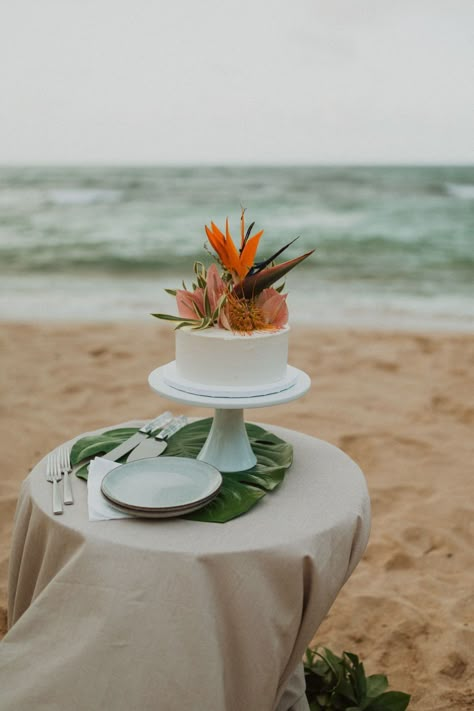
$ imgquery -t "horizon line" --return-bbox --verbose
[0,161,473,169]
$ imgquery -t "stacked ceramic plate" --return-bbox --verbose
[101,456,222,518]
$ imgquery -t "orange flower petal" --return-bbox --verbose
[205,224,227,264]
[210,221,225,241]
[206,216,259,282]
[240,229,263,270]
[225,218,246,278]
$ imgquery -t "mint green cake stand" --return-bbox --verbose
[148,363,311,473]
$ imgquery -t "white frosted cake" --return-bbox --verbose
[154,210,313,397]
[176,326,289,387]
[162,325,298,397]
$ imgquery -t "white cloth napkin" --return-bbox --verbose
[87,457,133,521]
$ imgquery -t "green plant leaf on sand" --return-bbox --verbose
[71,418,292,522]
[304,647,410,710]
[366,675,389,698]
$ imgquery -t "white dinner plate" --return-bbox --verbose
[102,493,220,519]
[101,485,220,514]
[101,456,222,513]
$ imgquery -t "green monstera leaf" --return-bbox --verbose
[71,428,138,464]
[71,418,293,522]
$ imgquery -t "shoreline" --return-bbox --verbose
[1,273,472,335]
[1,322,473,708]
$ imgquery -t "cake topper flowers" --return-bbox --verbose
[153,210,314,333]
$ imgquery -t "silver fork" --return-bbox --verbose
[60,446,74,505]
[46,451,63,515]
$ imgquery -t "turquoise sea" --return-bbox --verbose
[0,165,473,330]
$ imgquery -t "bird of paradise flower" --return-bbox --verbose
[153,209,314,333]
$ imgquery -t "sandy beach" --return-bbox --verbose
[0,322,473,709]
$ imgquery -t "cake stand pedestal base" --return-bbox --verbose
[148,363,311,473]
[197,408,256,472]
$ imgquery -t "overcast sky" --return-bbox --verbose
[0,0,473,164]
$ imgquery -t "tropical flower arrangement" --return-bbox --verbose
[153,210,314,333]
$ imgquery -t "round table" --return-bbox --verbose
[0,422,371,711]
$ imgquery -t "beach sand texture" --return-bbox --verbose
[0,322,473,710]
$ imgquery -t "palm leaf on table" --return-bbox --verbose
[70,418,293,522]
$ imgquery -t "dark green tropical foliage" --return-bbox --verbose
[304,647,410,711]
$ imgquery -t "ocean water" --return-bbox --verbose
[0,165,473,330]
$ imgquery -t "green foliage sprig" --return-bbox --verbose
[304,647,410,711]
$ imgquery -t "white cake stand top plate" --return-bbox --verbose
[148,362,311,410]
[161,361,300,398]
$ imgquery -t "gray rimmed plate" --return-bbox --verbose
[101,456,222,517]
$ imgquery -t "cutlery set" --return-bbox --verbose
[46,413,188,515]
[105,411,174,462]
[127,416,188,461]
[46,446,73,515]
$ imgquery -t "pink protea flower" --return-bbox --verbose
[174,264,227,326]
[256,288,288,328]
[206,263,226,313]
[176,288,205,320]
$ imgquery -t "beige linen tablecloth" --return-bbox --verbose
[0,423,370,711]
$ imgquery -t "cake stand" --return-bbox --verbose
[148,363,311,472]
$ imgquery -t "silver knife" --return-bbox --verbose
[105,412,173,461]
[127,416,188,461]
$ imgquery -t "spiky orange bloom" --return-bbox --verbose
[220,288,288,332]
[221,292,267,331]
[205,210,263,283]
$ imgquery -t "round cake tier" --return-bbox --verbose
[175,326,289,389]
